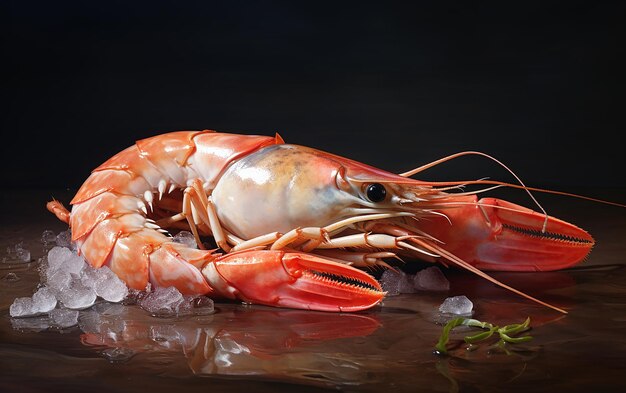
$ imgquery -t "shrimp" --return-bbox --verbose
[47,130,597,313]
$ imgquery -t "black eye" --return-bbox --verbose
[366,183,387,202]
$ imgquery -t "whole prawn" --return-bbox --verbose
[47,130,597,313]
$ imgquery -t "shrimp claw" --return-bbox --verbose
[203,250,385,312]
[416,196,595,271]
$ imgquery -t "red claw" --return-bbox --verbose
[421,196,595,272]
[202,250,385,312]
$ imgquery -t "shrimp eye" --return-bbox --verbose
[365,183,387,202]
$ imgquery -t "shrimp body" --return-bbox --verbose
[48,130,596,313]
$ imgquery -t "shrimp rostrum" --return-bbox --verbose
[47,130,596,313]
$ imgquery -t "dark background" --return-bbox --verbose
[3,1,625,196]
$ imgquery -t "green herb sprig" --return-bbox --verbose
[435,317,532,354]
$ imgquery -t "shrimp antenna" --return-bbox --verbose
[400,151,551,232]
[406,179,626,209]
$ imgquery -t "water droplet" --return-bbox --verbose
[2,272,20,282]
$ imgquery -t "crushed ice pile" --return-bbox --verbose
[10,245,129,317]
[9,230,214,327]
[380,266,450,295]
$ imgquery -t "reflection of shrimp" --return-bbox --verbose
[79,306,381,379]
[48,130,596,313]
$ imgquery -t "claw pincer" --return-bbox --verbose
[417,196,595,271]
[202,250,385,312]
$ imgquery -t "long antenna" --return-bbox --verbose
[400,151,544,232]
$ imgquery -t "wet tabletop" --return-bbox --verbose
[1,188,626,393]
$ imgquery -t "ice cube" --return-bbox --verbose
[139,286,185,316]
[439,295,473,315]
[55,229,73,248]
[80,265,128,303]
[32,286,58,313]
[123,288,148,305]
[57,279,97,310]
[380,270,401,295]
[49,308,79,328]
[46,246,85,276]
[9,297,35,317]
[178,296,198,315]
[80,264,99,289]
[414,266,450,291]
[173,294,215,316]
[172,231,198,249]
[92,266,129,303]
[399,275,416,293]
[43,247,105,309]
[380,269,415,296]
[9,287,57,317]
[46,268,73,292]
[189,295,215,316]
